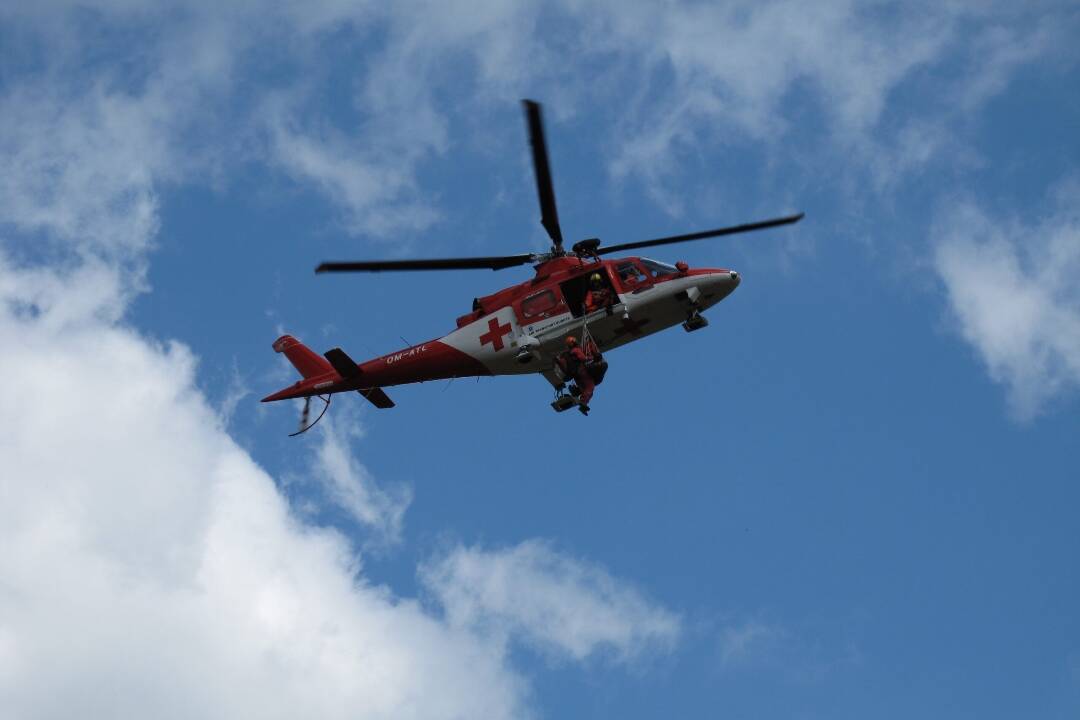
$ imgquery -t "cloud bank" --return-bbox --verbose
[0,267,523,719]
[0,254,680,716]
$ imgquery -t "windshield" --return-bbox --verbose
[640,258,678,277]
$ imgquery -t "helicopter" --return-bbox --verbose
[263,100,802,432]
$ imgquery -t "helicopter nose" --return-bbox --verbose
[705,269,739,301]
[719,269,739,293]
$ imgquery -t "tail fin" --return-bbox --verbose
[273,335,332,379]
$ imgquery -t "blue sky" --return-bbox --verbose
[2,3,1079,719]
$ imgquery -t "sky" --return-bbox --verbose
[1,2,1079,718]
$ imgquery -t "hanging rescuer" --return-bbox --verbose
[556,334,608,415]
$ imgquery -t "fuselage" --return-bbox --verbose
[262,256,739,402]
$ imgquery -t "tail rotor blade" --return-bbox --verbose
[298,397,311,430]
[523,99,564,253]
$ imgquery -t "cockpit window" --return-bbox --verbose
[616,262,648,285]
[641,258,678,277]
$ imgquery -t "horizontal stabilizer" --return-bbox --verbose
[326,347,395,408]
[358,387,395,409]
[324,348,361,378]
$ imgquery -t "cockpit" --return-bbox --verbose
[613,257,679,290]
[639,258,678,277]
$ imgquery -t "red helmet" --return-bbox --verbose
[565,336,577,347]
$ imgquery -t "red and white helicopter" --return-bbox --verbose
[264,101,802,432]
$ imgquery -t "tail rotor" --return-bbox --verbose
[289,394,331,437]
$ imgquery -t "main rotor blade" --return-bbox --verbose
[522,99,564,252]
[597,213,805,256]
[315,254,537,273]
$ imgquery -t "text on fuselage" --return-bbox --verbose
[385,344,429,364]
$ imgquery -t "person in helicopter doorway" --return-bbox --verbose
[557,335,607,415]
[583,272,615,314]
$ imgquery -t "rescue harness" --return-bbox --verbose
[564,318,608,384]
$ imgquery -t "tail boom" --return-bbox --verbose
[262,335,489,405]
[260,374,348,403]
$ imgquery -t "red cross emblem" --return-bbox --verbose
[479,317,513,351]
[613,316,651,338]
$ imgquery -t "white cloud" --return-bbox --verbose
[7,0,1065,246]
[264,106,443,237]
[0,252,680,716]
[0,84,165,263]
[0,257,531,719]
[309,409,412,547]
[591,1,1073,205]
[217,359,252,429]
[0,1,462,243]
[933,182,1080,419]
[420,540,680,664]
[714,617,861,683]
[718,620,783,668]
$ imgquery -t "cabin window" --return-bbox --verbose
[616,262,648,287]
[641,258,678,277]
[521,289,559,319]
